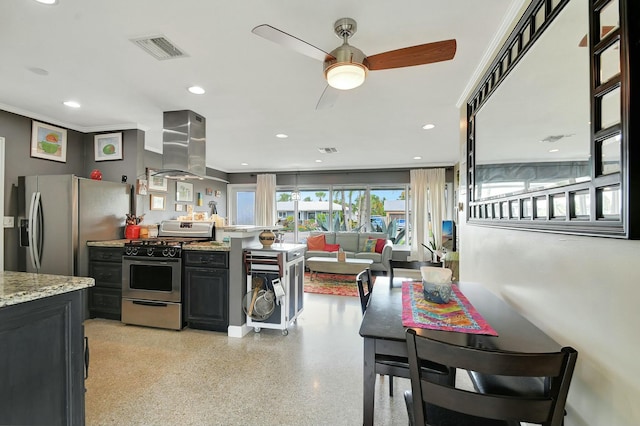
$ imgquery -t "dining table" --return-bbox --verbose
[358,276,562,426]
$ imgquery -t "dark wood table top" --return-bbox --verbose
[359,277,562,353]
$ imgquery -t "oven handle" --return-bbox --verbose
[123,258,181,266]
[132,300,171,307]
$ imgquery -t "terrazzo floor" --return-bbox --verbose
[84,292,472,425]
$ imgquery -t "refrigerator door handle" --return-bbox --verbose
[28,191,43,271]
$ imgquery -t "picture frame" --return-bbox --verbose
[176,181,194,202]
[147,168,168,192]
[94,132,123,161]
[31,120,67,162]
[150,194,166,211]
[136,179,148,196]
[175,203,184,212]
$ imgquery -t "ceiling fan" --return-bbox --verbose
[252,17,457,108]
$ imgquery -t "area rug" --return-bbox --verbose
[303,272,366,297]
[401,280,498,336]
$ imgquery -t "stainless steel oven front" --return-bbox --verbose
[121,256,183,330]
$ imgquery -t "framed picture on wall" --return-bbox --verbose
[30,121,67,163]
[94,132,123,161]
[147,168,167,192]
[176,181,193,202]
[150,194,166,211]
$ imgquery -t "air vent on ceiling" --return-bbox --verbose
[131,35,188,60]
[318,147,338,154]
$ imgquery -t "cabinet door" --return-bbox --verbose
[0,290,85,426]
[89,261,122,288]
[185,267,229,331]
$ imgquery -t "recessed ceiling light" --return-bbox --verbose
[188,86,205,95]
[315,159,322,163]
[413,156,422,160]
[422,124,435,130]
[275,133,288,139]
[549,149,559,153]
[63,101,81,108]
[34,0,57,4]
[241,162,248,166]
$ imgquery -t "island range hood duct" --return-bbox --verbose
[154,110,227,182]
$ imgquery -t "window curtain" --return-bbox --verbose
[255,174,276,227]
[409,168,446,261]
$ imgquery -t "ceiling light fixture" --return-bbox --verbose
[63,101,81,108]
[34,0,57,4]
[325,63,367,90]
[275,133,288,139]
[422,124,435,130]
[315,159,322,163]
[413,156,422,160]
[549,149,559,153]
[188,86,205,95]
[241,162,248,166]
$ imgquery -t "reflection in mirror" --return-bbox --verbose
[572,190,590,217]
[600,88,621,129]
[473,0,591,201]
[601,134,621,174]
[599,185,620,218]
[551,194,566,218]
[599,0,619,41]
[599,40,620,84]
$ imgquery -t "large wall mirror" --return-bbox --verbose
[466,0,634,238]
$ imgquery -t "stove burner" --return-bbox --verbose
[124,237,211,257]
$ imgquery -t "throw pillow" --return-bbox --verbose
[362,239,377,253]
[324,243,340,252]
[374,238,386,254]
[307,234,326,251]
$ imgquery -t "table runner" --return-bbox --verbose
[402,281,498,336]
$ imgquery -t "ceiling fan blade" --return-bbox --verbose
[252,24,334,62]
[315,84,340,110]
[366,39,457,71]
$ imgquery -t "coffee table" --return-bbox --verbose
[306,257,374,280]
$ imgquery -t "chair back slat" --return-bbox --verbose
[405,329,577,426]
[356,268,372,314]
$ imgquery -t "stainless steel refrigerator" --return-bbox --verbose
[18,174,131,276]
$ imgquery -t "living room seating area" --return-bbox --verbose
[305,231,393,273]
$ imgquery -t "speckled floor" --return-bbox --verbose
[84,292,472,425]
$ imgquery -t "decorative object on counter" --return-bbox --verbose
[150,194,166,211]
[259,229,276,247]
[420,266,453,304]
[136,179,148,195]
[147,168,167,192]
[94,132,123,161]
[176,181,193,202]
[125,213,144,225]
[90,169,103,180]
[124,225,141,239]
[30,120,67,163]
[147,224,158,238]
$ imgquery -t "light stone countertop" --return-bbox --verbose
[0,271,95,308]
[87,239,129,247]
[183,241,230,251]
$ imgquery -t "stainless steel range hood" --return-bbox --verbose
[154,110,227,182]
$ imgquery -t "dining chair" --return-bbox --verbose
[404,328,578,426]
[388,260,440,288]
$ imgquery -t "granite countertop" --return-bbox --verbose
[0,271,95,308]
[87,239,129,247]
[183,241,230,251]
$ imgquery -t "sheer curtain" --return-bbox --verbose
[255,174,276,227]
[409,168,446,261]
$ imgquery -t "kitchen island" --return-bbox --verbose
[0,271,94,426]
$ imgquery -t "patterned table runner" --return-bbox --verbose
[402,281,498,336]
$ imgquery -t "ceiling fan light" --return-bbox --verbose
[326,63,366,90]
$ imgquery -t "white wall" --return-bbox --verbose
[459,222,640,425]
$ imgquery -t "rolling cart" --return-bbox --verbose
[243,244,305,335]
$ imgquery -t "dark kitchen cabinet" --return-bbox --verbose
[0,289,87,426]
[88,247,123,320]
[184,251,229,332]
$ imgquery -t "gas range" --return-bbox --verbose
[123,220,215,258]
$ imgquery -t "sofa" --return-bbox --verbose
[304,231,393,273]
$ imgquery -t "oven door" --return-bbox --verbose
[122,257,182,303]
